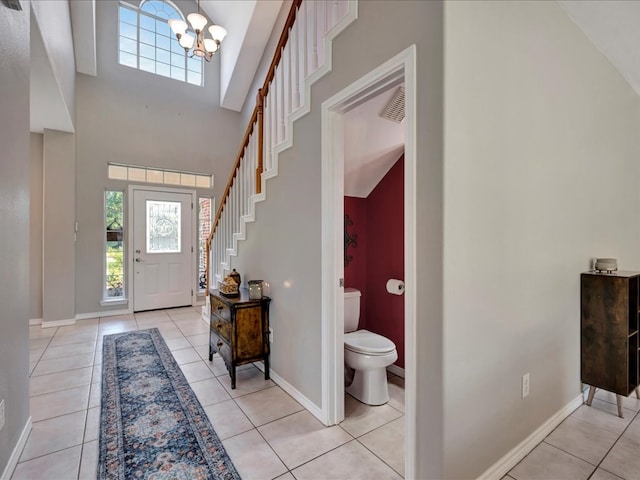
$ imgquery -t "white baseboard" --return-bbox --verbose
[387,364,405,378]
[28,318,42,326]
[75,308,132,321]
[254,362,324,423]
[0,416,32,480]
[476,394,584,480]
[41,318,76,328]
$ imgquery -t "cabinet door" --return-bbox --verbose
[581,275,629,395]
[235,306,264,360]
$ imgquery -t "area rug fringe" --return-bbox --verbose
[98,328,241,479]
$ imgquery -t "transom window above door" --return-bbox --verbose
[119,0,203,86]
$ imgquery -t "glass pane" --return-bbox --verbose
[105,191,124,298]
[140,14,155,32]
[119,51,138,68]
[171,67,185,81]
[120,22,138,41]
[128,167,146,182]
[187,70,201,86]
[187,57,202,73]
[156,48,170,64]
[171,52,184,67]
[140,43,155,60]
[146,169,164,183]
[156,20,171,36]
[171,39,184,54]
[156,62,171,78]
[140,57,155,73]
[163,171,180,185]
[156,34,171,51]
[180,173,196,186]
[198,197,212,291]
[119,36,137,55]
[119,6,137,26]
[140,28,155,46]
[196,175,211,188]
[146,200,181,253]
[108,165,128,180]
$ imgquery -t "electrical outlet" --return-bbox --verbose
[522,373,530,398]
[269,327,273,344]
[0,399,5,432]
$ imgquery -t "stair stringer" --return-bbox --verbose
[213,0,359,284]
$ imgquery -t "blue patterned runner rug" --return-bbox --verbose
[98,328,241,479]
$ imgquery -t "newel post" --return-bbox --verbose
[256,88,264,194]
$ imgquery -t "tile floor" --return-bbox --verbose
[12,307,406,480]
[504,390,640,480]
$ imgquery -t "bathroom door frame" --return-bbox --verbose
[320,45,417,478]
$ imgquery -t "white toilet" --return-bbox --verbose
[344,288,398,405]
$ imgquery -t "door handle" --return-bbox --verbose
[135,258,142,262]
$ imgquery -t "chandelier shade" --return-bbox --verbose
[168,1,226,62]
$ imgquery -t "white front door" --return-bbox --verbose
[133,189,193,311]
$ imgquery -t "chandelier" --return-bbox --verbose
[168,0,227,62]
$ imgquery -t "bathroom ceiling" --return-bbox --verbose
[343,86,405,198]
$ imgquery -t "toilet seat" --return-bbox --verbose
[344,330,396,355]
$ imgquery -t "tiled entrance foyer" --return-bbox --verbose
[14,307,406,480]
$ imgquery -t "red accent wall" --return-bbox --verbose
[344,155,404,368]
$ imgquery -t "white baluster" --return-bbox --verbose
[317,0,326,67]
[264,99,271,172]
[310,0,318,72]
[270,82,277,158]
[291,20,300,111]
[298,2,308,99]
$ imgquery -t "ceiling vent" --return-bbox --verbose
[380,87,405,123]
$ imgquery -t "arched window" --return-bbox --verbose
[119,0,203,85]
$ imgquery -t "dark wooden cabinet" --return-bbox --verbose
[209,289,271,389]
[581,271,640,416]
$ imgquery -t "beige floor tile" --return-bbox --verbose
[156,324,184,339]
[236,386,304,427]
[29,325,57,340]
[509,442,595,480]
[78,440,98,480]
[571,401,635,435]
[340,394,403,438]
[589,468,625,480]
[20,411,86,461]
[41,341,96,360]
[544,416,619,465]
[259,410,352,469]
[84,406,100,443]
[222,429,288,480]
[171,346,201,365]
[28,348,45,364]
[359,416,404,476]
[100,313,135,323]
[274,473,296,480]
[387,373,405,413]
[30,385,90,422]
[600,436,640,479]
[99,320,138,335]
[134,310,170,319]
[218,366,274,398]
[55,323,98,336]
[136,317,173,329]
[195,344,212,361]
[292,440,402,480]
[189,378,231,407]
[207,355,229,376]
[623,412,640,444]
[31,352,95,377]
[29,361,37,376]
[595,388,640,412]
[203,399,254,440]
[89,381,101,409]
[92,363,102,383]
[12,445,81,480]
[176,323,209,336]
[49,330,98,347]
[29,337,52,350]
[180,361,215,383]
[187,333,210,347]
[164,336,191,351]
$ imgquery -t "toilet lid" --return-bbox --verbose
[344,330,396,354]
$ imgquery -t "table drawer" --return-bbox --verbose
[210,330,232,363]
[211,315,231,343]
[211,296,231,322]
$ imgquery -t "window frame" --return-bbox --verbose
[118,0,204,86]
[197,196,213,294]
[101,189,128,306]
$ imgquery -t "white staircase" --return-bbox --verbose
[205,0,357,314]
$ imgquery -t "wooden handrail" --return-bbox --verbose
[205,0,303,292]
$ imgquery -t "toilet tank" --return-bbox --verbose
[344,288,361,333]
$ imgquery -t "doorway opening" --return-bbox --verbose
[321,45,417,478]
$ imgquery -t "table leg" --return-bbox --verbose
[586,386,596,406]
[616,395,624,418]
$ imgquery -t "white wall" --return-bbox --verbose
[74,0,245,315]
[230,1,445,478]
[0,0,31,474]
[443,1,640,478]
[43,129,76,324]
[30,133,43,321]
